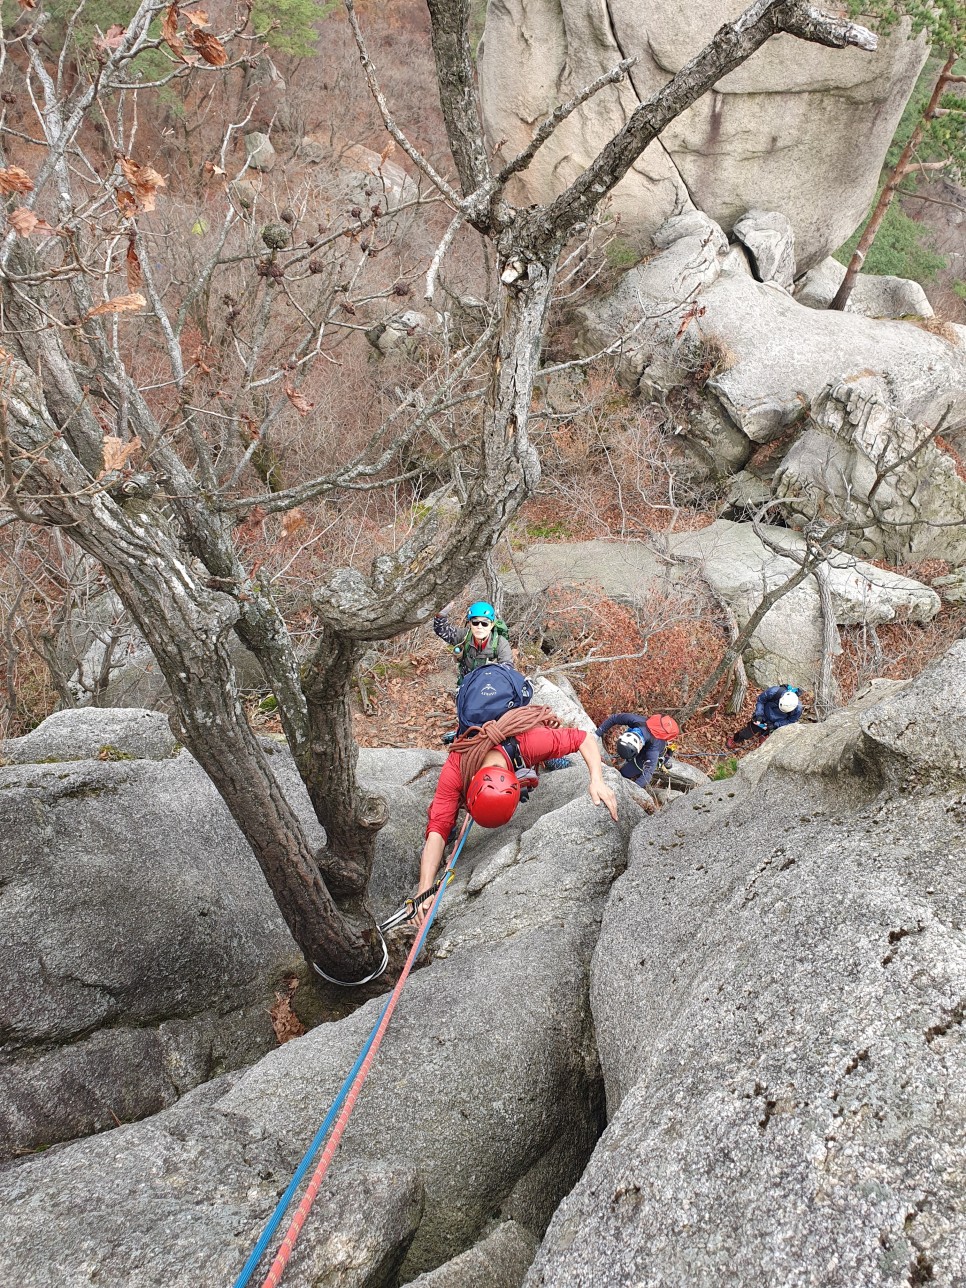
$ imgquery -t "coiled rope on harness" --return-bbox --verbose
[232,816,473,1288]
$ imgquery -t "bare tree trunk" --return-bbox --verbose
[1,364,382,980]
[830,51,956,312]
[300,628,388,901]
[707,579,750,716]
[812,558,841,719]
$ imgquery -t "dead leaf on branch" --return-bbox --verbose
[284,384,314,415]
[115,189,138,218]
[0,166,33,196]
[203,159,226,177]
[119,156,166,212]
[281,507,308,536]
[14,0,36,11]
[86,293,146,318]
[125,238,142,290]
[8,207,56,237]
[183,8,210,25]
[94,24,126,52]
[161,6,187,59]
[100,434,142,475]
[675,301,706,341]
[188,28,227,65]
[379,139,396,167]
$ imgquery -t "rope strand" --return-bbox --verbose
[233,818,472,1288]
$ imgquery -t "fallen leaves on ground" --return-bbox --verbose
[269,975,306,1045]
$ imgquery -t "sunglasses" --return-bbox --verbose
[468,618,492,627]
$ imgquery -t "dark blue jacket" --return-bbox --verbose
[753,686,803,731]
[595,712,667,787]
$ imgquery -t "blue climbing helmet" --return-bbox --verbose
[466,601,496,624]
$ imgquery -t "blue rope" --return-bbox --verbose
[232,819,473,1288]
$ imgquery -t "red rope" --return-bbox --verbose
[259,836,463,1287]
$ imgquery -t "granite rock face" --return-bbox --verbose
[574,212,966,564]
[526,644,966,1286]
[775,377,966,564]
[478,0,927,268]
[795,255,934,318]
[0,703,635,1286]
[500,525,939,689]
[0,711,441,1159]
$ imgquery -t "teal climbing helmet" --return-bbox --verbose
[466,601,496,623]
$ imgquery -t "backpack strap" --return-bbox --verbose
[500,735,538,798]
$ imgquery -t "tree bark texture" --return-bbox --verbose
[0,355,383,980]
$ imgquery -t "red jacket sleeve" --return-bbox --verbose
[425,752,465,840]
[516,726,587,764]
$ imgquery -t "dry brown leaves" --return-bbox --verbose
[269,976,306,1045]
[8,207,56,237]
[86,293,146,318]
[118,156,166,213]
[94,23,126,52]
[115,189,138,218]
[100,435,142,474]
[0,166,33,196]
[188,27,227,65]
[281,507,308,537]
[125,238,143,290]
[161,5,187,59]
[284,384,314,415]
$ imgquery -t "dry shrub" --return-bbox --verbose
[912,316,961,345]
[539,587,728,726]
[934,436,966,482]
[527,364,717,540]
[835,607,966,705]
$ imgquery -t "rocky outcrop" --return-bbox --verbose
[669,520,941,686]
[575,211,966,563]
[775,377,966,564]
[796,255,934,318]
[478,1,927,269]
[501,524,940,688]
[0,698,635,1285]
[526,644,966,1285]
[244,131,276,172]
[732,209,796,290]
[0,711,443,1160]
[408,1221,539,1288]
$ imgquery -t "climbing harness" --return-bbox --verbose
[311,928,389,989]
[377,872,454,934]
[233,816,473,1288]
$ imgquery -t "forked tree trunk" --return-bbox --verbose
[1,362,384,981]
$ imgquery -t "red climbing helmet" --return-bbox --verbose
[466,765,521,828]
[645,714,679,740]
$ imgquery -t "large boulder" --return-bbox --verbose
[775,377,966,564]
[795,255,935,318]
[577,214,966,451]
[0,740,636,1286]
[575,213,966,562]
[500,525,939,689]
[526,645,966,1285]
[668,519,941,687]
[0,710,442,1159]
[478,1,927,269]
